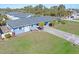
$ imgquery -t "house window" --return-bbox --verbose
[45,22,48,25]
[36,24,38,26]
[19,27,22,30]
[13,28,17,30]
[71,16,74,18]
[31,25,33,27]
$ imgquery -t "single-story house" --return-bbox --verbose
[5,12,61,35]
[6,16,60,35]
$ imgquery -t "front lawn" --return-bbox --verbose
[55,21,79,35]
[0,31,79,54]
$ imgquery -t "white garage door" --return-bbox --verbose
[24,26,30,32]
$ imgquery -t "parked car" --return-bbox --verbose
[37,27,44,30]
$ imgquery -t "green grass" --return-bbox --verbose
[0,31,79,54]
[55,21,79,35]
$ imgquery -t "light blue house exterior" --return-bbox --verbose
[7,24,37,35]
[7,23,36,35]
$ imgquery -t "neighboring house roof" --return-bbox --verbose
[6,12,34,18]
[7,16,61,28]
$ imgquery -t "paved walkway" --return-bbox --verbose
[43,26,79,45]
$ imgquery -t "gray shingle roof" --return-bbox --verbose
[6,12,33,18]
[7,16,61,28]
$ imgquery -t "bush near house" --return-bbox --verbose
[49,20,67,27]
[49,20,58,27]
[60,20,66,24]
[0,20,6,25]
[0,14,8,26]
[5,34,11,38]
[39,22,45,27]
[38,22,45,30]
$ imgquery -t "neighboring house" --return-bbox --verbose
[6,12,34,20]
[6,16,60,35]
[6,14,19,20]
[67,9,79,20]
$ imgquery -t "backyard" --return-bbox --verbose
[0,31,79,53]
[55,21,79,35]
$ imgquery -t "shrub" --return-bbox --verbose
[57,20,65,24]
[60,20,66,24]
[50,20,57,27]
[0,20,6,26]
[5,34,11,38]
[39,22,45,27]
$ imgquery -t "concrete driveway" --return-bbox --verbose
[43,26,79,45]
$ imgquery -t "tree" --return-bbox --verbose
[0,14,7,25]
[0,4,72,18]
[24,5,33,13]
[50,6,58,16]
[34,4,45,15]
[6,7,12,12]
[58,4,66,17]
[34,4,44,10]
